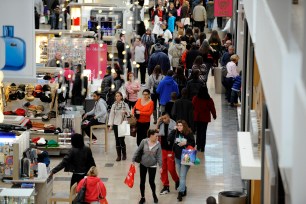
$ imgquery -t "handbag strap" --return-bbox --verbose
[97,182,105,200]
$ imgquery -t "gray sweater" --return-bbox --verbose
[132,138,162,168]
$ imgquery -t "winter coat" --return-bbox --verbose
[156,76,180,105]
[186,49,200,70]
[101,74,113,100]
[125,80,141,102]
[171,97,194,129]
[116,40,125,59]
[108,101,130,126]
[169,43,186,68]
[51,146,96,174]
[148,50,171,75]
[187,79,205,100]
[77,176,107,203]
[206,1,215,19]
[192,96,216,122]
[168,129,195,160]
[232,75,241,92]
[173,75,187,95]
[71,72,88,105]
[192,64,210,84]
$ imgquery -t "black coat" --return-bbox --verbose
[172,97,194,129]
[186,49,200,70]
[71,72,88,105]
[168,129,195,160]
[51,146,96,174]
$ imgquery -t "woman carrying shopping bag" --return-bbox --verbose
[108,91,130,161]
[76,166,108,204]
[132,129,162,204]
[168,120,195,202]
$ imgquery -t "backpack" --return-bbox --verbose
[152,75,163,94]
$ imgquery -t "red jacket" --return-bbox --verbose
[192,96,216,122]
[77,176,107,203]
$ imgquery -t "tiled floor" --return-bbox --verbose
[51,74,243,203]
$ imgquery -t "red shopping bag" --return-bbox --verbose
[124,164,136,188]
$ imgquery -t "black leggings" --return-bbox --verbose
[113,125,126,147]
[140,163,157,198]
[136,122,150,146]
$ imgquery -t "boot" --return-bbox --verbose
[116,146,121,161]
[121,146,127,160]
[153,110,157,124]
[177,192,183,202]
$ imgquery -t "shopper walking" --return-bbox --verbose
[192,0,207,32]
[141,28,155,63]
[172,67,187,96]
[116,33,126,73]
[77,166,108,204]
[192,56,210,85]
[71,64,88,105]
[132,129,162,204]
[168,120,195,202]
[132,89,154,146]
[156,113,180,195]
[50,133,96,188]
[100,66,113,101]
[192,86,216,152]
[147,65,164,124]
[156,70,179,115]
[125,72,141,109]
[208,30,222,68]
[148,43,171,75]
[168,37,185,73]
[133,37,146,85]
[107,69,124,108]
[82,91,108,143]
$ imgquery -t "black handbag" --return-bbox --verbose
[134,148,143,163]
[73,178,87,204]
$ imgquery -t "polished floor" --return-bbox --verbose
[51,74,243,203]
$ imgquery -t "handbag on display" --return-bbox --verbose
[118,120,130,137]
[124,164,136,188]
[181,147,197,166]
[72,178,87,204]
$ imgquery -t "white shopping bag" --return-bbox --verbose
[118,120,130,137]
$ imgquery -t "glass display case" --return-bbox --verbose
[0,188,35,204]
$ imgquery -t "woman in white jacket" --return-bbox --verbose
[152,11,163,39]
[108,91,130,161]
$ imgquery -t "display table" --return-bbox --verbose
[0,188,35,203]
[11,175,53,204]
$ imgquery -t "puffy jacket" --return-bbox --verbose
[232,75,241,91]
[77,176,107,203]
[148,50,171,75]
[187,79,205,100]
[169,43,185,68]
[156,76,179,105]
[51,146,96,174]
[101,74,113,100]
[192,96,216,122]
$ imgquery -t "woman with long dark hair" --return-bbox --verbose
[168,120,195,202]
[192,86,216,152]
[50,133,96,187]
[132,89,154,146]
[173,67,187,96]
[108,91,130,161]
[208,30,222,69]
[147,65,164,124]
[192,56,210,85]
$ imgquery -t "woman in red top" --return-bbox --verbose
[192,86,217,152]
[77,166,108,204]
[132,89,154,146]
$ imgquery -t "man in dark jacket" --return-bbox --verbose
[116,33,126,73]
[100,66,113,101]
[148,43,171,75]
[172,88,194,130]
[220,45,235,67]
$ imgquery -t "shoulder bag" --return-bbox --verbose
[72,178,87,204]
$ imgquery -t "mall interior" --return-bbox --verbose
[0,0,304,203]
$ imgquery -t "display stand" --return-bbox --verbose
[0,188,35,203]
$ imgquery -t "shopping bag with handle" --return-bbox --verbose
[124,164,136,188]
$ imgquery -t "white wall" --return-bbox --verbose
[243,0,305,203]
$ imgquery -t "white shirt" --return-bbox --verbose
[134,45,146,63]
[163,29,173,43]
[226,61,239,78]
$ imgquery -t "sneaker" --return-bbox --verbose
[139,197,145,204]
[160,186,170,195]
[175,181,180,190]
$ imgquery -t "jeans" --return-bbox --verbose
[161,150,179,186]
[139,163,157,198]
[207,18,214,30]
[113,125,126,148]
[175,158,190,192]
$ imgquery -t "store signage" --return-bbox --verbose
[0,0,36,82]
[214,0,233,17]
[86,44,108,79]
